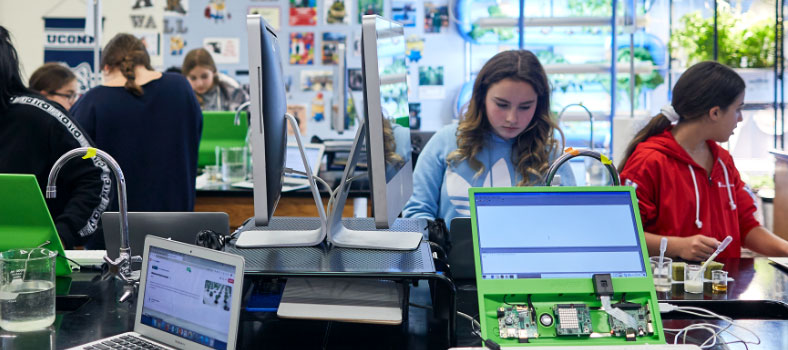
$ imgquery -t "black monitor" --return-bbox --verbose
[245,15,287,227]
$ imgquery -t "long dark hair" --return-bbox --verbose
[0,26,29,112]
[447,50,563,185]
[101,34,152,96]
[618,61,745,169]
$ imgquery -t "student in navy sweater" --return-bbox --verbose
[72,34,202,220]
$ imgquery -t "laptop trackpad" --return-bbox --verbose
[277,278,403,325]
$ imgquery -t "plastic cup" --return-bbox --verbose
[712,270,728,293]
[650,256,673,292]
[684,264,704,294]
[0,248,57,331]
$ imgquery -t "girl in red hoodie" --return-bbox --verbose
[619,61,788,261]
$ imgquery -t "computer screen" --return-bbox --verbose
[473,191,647,280]
[285,144,323,177]
[247,15,287,226]
[140,246,237,350]
[361,15,413,229]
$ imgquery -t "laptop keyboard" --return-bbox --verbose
[82,335,167,350]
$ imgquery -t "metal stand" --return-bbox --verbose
[325,118,422,250]
[234,114,328,247]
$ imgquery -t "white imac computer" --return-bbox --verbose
[234,15,327,248]
[325,15,422,250]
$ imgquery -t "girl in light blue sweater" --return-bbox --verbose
[402,50,575,227]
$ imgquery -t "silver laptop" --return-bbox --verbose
[769,257,788,271]
[69,236,245,350]
[102,212,230,261]
[232,142,325,192]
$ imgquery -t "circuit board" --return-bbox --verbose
[607,302,654,341]
[497,305,539,342]
[553,304,593,336]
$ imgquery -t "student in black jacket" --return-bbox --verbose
[0,26,110,249]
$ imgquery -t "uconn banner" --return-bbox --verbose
[44,18,99,93]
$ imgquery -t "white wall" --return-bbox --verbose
[0,0,165,82]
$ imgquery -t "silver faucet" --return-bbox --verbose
[544,148,620,186]
[234,101,251,126]
[46,147,139,297]
[557,103,594,150]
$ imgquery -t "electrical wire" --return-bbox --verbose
[662,305,761,349]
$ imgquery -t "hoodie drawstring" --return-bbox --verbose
[687,164,703,229]
[718,158,737,211]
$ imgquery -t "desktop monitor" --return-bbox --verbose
[246,15,287,226]
[361,15,413,229]
[323,15,422,250]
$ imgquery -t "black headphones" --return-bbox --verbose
[195,229,228,250]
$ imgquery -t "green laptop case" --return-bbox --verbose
[469,186,665,346]
[198,111,249,168]
[0,174,72,276]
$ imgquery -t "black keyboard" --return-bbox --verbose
[82,335,167,350]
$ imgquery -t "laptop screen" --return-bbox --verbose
[140,246,238,350]
[286,145,323,177]
[473,191,647,280]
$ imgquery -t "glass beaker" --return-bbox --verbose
[220,146,248,183]
[650,256,673,292]
[0,248,57,332]
[684,264,704,294]
[711,270,728,293]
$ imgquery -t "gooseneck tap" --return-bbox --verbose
[47,147,139,296]
[234,101,251,126]
[544,148,620,186]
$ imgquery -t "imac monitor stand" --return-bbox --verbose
[325,15,422,250]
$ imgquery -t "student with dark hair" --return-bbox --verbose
[0,26,110,249]
[29,62,80,110]
[71,34,202,220]
[402,50,575,227]
[619,61,788,260]
[182,48,247,111]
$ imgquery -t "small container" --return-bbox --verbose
[650,256,673,292]
[711,270,728,293]
[684,264,704,294]
[0,248,57,332]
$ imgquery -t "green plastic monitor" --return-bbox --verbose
[0,174,72,276]
[198,111,249,168]
[469,186,665,346]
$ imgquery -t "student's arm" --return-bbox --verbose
[743,226,788,256]
[47,108,109,249]
[645,231,719,261]
[401,130,447,220]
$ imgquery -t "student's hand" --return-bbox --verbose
[676,235,720,261]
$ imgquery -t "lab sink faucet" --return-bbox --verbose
[46,147,139,301]
[544,148,620,186]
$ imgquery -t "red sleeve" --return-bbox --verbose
[620,150,661,232]
[727,159,761,241]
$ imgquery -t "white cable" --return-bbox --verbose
[661,304,761,349]
[600,295,638,329]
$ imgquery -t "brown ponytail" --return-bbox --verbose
[617,61,745,170]
[101,34,151,96]
[617,114,672,169]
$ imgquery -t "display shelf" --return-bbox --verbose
[476,16,647,28]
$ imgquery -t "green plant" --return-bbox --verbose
[670,3,774,68]
[615,47,664,108]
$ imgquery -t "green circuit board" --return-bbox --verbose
[554,304,593,336]
[497,305,539,342]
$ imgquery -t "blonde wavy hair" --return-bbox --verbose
[447,50,563,185]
